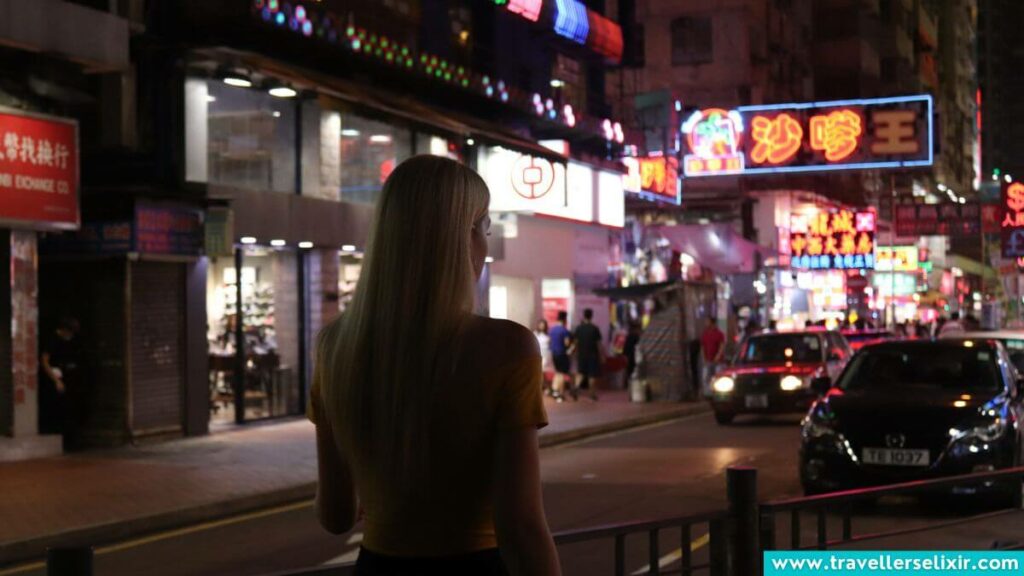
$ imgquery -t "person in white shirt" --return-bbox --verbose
[938,312,965,338]
[534,319,554,395]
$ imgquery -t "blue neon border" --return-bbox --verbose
[682,94,934,178]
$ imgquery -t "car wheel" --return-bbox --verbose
[714,411,735,425]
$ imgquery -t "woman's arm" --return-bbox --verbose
[40,352,64,393]
[492,426,561,576]
[314,420,358,534]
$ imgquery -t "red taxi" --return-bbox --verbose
[710,330,852,424]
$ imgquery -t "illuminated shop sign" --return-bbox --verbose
[788,209,876,270]
[1001,180,1024,258]
[0,110,79,230]
[478,146,623,227]
[872,273,918,297]
[874,246,919,272]
[682,95,933,178]
[895,202,981,237]
[622,156,681,204]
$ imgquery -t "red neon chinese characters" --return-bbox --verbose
[750,113,803,165]
[870,110,919,155]
[810,109,862,162]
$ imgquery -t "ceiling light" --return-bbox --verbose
[485,256,494,263]
[240,236,257,245]
[206,95,216,103]
[466,137,475,146]
[268,85,297,98]
[272,111,281,118]
[270,239,286,247]
[937,183,947,191]
[298,241,314,249]
[369,134,392,144]
[223,76,252,88]
[341,244,357,252]
[341,129,360,137]
[550,79,565,88]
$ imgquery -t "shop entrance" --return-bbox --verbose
[207,245,301,426]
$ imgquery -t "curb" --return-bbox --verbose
[539,402,711,448]
[0,402,710,567]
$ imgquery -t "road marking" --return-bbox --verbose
[0,500,315,576]
[630,532,710,576]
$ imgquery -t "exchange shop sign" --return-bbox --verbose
[1001,181,1024,258]
[682,95,932,178]
[894,202,981,237]
[788,209,876,270]
[0,109,79,230]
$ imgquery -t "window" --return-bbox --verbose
[185,78,297,193]
[670,16,713,66]
[316,111,412,205]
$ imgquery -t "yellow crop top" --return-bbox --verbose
[308,354,548,557]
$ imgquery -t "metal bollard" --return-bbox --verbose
[726,466,759,576]
[47,547,93,576]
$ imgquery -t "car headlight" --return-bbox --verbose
[780,375,804,391]
[949,418,1007,442]
[712,376,735,393]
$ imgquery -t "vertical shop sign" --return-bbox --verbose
[1001,181,1024,257]
[0,110,79,230]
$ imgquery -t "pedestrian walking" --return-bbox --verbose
[549,311,574,402]
[573,309,603,401]
[308,156,561,576]
[534,319,554,396]
[938,312,965,337]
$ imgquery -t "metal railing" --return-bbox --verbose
[42,466,1024,576]
[758,466,1024,554]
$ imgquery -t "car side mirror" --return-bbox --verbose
[811,376,832,395]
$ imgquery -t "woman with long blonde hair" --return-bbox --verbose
[310,155,561,575]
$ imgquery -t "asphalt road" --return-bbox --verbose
[4,411,1017,576]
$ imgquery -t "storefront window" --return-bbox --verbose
[185,78,297,193]
[207,246,301,425]
[320,112,410,204]
[338,251,362,313]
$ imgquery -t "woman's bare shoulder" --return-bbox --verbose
[462,316,540,367]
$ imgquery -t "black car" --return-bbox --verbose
[800,339,1024,496]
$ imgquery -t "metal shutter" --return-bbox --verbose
[130,262,184,434]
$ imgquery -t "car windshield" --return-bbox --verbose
[837,344,1003,393]
[738,334,823,364]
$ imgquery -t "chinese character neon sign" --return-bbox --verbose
[682,95,933,177]
[623,156,680,204]
[788,209,876,270]
[507,0,542,22]
[681,108,745,176]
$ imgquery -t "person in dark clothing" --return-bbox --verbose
[623,322,641,381]
[549,310,574,402]
[39,317,82,443]
[573,309,604,401]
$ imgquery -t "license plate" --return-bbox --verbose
[862,448,930,466]
[745,394,768,409]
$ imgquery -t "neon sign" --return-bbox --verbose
[682,108,744,176]
[788,209,876,270]
[507,0,542,22]
[682,95,933,177]
[554,0,589,44]
[623,156,681,204]
[874,246,919,272]
[1001,181,1024,258]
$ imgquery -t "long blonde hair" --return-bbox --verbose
[317,155,490,482]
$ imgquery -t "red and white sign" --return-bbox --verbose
[511,155,555,199]
[0,110,79,230]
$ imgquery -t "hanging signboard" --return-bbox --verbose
[0,109,79,230]
[894,202,981,237]
[622,156,681,204]
[682,95,932,178]
[874,245,919,272]
[788,209,876,270]
[1001,180,1024,258]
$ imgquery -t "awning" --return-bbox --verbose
[592,280,678,300]
[653,224,773,275]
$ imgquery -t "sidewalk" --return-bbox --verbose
[0,391,707,566]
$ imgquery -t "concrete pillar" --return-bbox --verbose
[0,229,62,461]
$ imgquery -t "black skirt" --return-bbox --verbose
[354,547,508,576]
